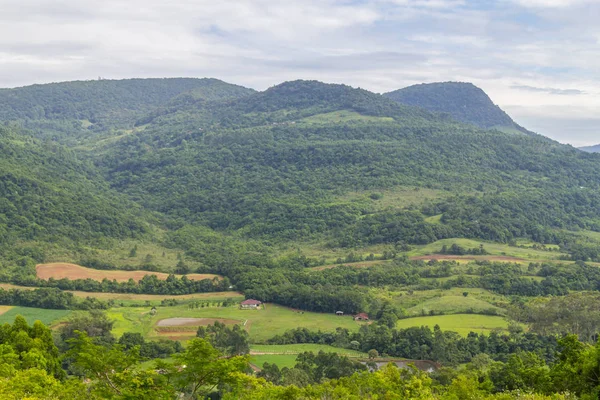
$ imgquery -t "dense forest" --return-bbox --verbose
[384,82,528,132]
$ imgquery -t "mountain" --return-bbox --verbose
[0,124,151,267]
[92,79,600,247]
[0,78,255,144]
[579,144,600,153]
[384,82,527,133]
[3,77,600,259]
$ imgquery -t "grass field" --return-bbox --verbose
[405,238,565,261]
[0,283,242,304]
[0,307,71,326]
[300,110,394,125]
[405,295,503,317]
[36,263,222,283]
[250,344,367,357]
[396,314,510,336]
[250,354,299,369]
[105,303,363,342]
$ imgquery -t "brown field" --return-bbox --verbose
[0,306,13,315]
[36,263,222,283]
[155,317,240,339]
[156,317,240,327]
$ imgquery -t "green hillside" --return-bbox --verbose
[0,78,254,144]
[384,81,527,132]
[90,80,600,252]
[0,125,154,271]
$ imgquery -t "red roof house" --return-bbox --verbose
[354,313,369,321]
[240,299,262,309]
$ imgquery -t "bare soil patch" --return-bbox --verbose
[0,306,13,316]
[156,317,239,327]
[36,263,222,283]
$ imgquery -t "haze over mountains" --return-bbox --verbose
[2,77,600,270]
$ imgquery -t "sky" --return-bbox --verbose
[1,0,599,146]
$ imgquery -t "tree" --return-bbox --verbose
[197,321,250,356]
[169,338,248,398]
[67,332,172,399]
[368,349,379,360]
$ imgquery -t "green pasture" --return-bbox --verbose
[0,307,71,326]
[250,344,367,357]
[405,295,503,317]
[251,354,299,369]
[396,314,511,336]
[406,238,564,261]
[299,110,394,125]
[374,287,509,311]
[106,303,362,342]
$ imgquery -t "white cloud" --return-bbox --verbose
[0,0,598,144]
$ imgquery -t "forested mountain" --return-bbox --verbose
[0,124,151,261]
[0,78,254,144]
[88,79,600,247]
[579,144,600,153]
[384,82,527,133]
[2,77,600,257]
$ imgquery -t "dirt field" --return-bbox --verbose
[155,317,240,339]
[0,306,13,316]
[156,317,240,327]
[36,263,222,283]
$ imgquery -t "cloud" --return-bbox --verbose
[0,0,598,144]
[511,85,586,95]
[511,0,593,8]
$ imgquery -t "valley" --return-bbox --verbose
[2,77,600,398]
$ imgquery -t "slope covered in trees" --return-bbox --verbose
[0,78,255,144]
[0,124,153,271]
[91,80,600,248]
[384,82,527,132]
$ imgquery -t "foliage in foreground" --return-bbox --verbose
[1,316,600,399]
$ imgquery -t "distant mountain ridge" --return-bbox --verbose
[579,144,600,153]
[384,82,527,133]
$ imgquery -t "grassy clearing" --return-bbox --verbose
[0,307,71,326]
[250,344,367,357]
[106,303,363,342]
[300,110,394,125]
[373,287,510,313]
[396,314,510,336]
[0,283,241,304]
[251,354,299,369]
[91,238,201,272]
[405,295,503,317]
[405,238,564,261]
[338,186,448,213]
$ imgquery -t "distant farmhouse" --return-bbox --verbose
[240,299,262,309]
[354,313,369,321]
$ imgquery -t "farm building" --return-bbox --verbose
[335,311,344,316]
[240,299,262,309]
[354,313,369,321]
